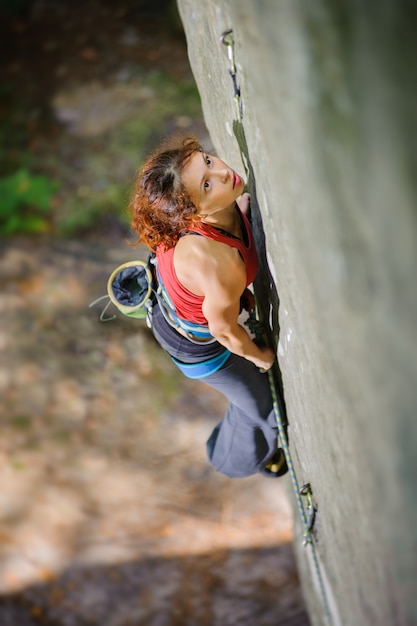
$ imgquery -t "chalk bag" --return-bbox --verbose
[106,260,153,319]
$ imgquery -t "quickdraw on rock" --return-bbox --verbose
[220,29,242,121]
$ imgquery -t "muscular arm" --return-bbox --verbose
[199,245,275,371]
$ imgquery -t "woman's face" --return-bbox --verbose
[181,151,245,217]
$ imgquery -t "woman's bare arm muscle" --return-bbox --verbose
[196,243,275,370]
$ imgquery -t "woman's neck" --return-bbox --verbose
[201,203,239,235]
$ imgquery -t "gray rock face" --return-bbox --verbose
[177,1,417,625]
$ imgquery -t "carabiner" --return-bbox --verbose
[220,29,242,120]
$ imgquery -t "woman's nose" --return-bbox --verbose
[214,167,229,182]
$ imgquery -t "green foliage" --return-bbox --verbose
[0,169,59,235]
[0,68,200,237]
[2,0,31,15]
[10,415,31,430]
[55,72,201,237]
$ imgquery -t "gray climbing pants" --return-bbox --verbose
[150,303,278,478]
[203,354,278,478]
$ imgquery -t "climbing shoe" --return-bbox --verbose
[264,449,288,477]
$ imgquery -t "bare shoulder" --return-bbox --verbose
[174,234,246,296]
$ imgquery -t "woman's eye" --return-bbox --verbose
[205,156,212,166]
[204,181,210,191]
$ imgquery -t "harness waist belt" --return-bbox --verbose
[155,265,214,341]
[171,350,231,379]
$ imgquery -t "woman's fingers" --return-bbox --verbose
[256,345,275,372]
[237,192,251,215]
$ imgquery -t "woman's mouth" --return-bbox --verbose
[233,172,241,188]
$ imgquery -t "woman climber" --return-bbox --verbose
[129,136,287,479]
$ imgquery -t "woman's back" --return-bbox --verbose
[156,209,258,325]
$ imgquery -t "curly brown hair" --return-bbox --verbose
[129,136,203,250]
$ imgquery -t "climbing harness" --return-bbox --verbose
[171,350,231,380]
[153,260,216,343]
[89,255,232,379]
[90,255,212,338]
[223,28,335,625]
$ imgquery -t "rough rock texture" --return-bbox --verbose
[177,1,417,625]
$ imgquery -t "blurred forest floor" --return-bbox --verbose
[0,1,309,624]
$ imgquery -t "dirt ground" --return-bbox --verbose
[0,1,310,624]
[0,238,309,625]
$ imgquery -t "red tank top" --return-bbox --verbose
[156,208,258,325]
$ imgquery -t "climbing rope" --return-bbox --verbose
[221,29,335,626]
[269,378,334,626]
[246,308,334,626]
